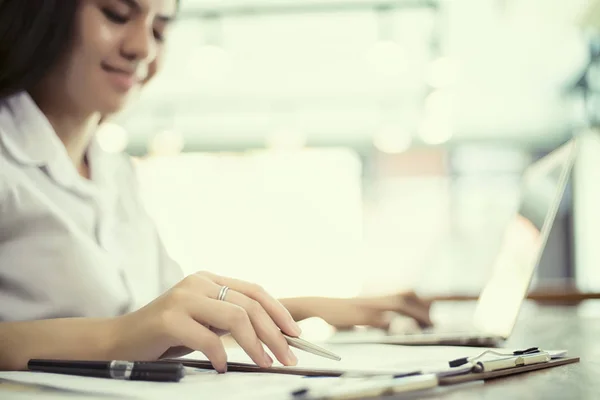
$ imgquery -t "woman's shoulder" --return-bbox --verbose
[0,131,18,202]
[0,155,8,202]
[0,149,23,221]
[0,91,50,195]
[0,98,16,192]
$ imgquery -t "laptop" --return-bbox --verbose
[328,137,578,347]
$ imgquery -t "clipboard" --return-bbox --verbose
[438,356,580,385]
[289,358,581,400]
[163,355,579,380]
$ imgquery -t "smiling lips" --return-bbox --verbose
[101,63,142,91]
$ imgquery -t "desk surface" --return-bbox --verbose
[1,301,598,399]
[423,300,600,400]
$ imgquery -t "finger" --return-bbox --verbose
[186,295,273,368]
[367,311,395,330]
[399,304,433,327]
[364,296,433,327]
[385,298,432,327]
[225,289,297,366]
[402,293,434,311]
[178,275,273,366]
[388,314,422,334]
[403,295,434,327]
[170,315,228,373]
[202,272,302,337]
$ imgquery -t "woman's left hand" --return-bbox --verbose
[282,292,433,331]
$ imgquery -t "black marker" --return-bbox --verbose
[27,359,185,382]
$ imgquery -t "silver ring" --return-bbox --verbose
[217,285,230,302]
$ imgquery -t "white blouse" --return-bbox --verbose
[0,92,183,321]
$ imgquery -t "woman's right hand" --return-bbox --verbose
[110,271,302,373]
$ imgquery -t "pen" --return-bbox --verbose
[27,359,185,382]
[283,334,342,361]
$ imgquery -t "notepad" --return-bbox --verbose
[170,344,571,378]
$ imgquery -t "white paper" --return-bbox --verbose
[0,370,306,399]
[0,344,568,399]
[184,343,567,376]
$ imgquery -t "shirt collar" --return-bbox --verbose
[0,91,116,196]
[0,91,67,167]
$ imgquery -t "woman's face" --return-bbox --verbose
[47,0,177,115]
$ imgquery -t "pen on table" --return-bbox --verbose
[27,359,185,382]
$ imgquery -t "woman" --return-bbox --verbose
[0,0,432,373]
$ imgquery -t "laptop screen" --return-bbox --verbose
[472,138,577,338]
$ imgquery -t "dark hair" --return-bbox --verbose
[0,0,181,100]
[0,0,78,99]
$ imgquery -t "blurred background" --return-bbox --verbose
[101,0,600,301]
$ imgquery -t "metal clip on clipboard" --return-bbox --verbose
[449,347,551,373]
[472,352,551,372]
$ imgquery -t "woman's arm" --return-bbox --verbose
[0,297,315,372]
[0,318,118,371]
[279,297,325,322]
[280,294,433,329]
[0,272,304,373]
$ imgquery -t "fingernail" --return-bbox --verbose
[287,348,298,366]
[264,351,273,367]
